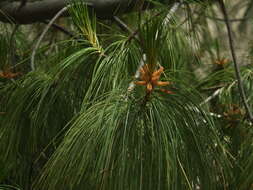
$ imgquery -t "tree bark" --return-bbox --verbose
[0,0,157,24]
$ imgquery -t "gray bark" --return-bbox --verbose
[0,0,153,24]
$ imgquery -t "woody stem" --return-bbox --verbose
[218,0,253,123]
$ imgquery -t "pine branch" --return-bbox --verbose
[217,0,253,123]
[127,2,182,93]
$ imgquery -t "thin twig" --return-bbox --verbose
[31,6,68,71]
[10,24,19,67]
[218,0,253,123]
[200,88,223,106]
[113,16,140,43]
[41,20,75,38]
[113,16,135,34]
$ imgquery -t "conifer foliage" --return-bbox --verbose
[0,0,252,189]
